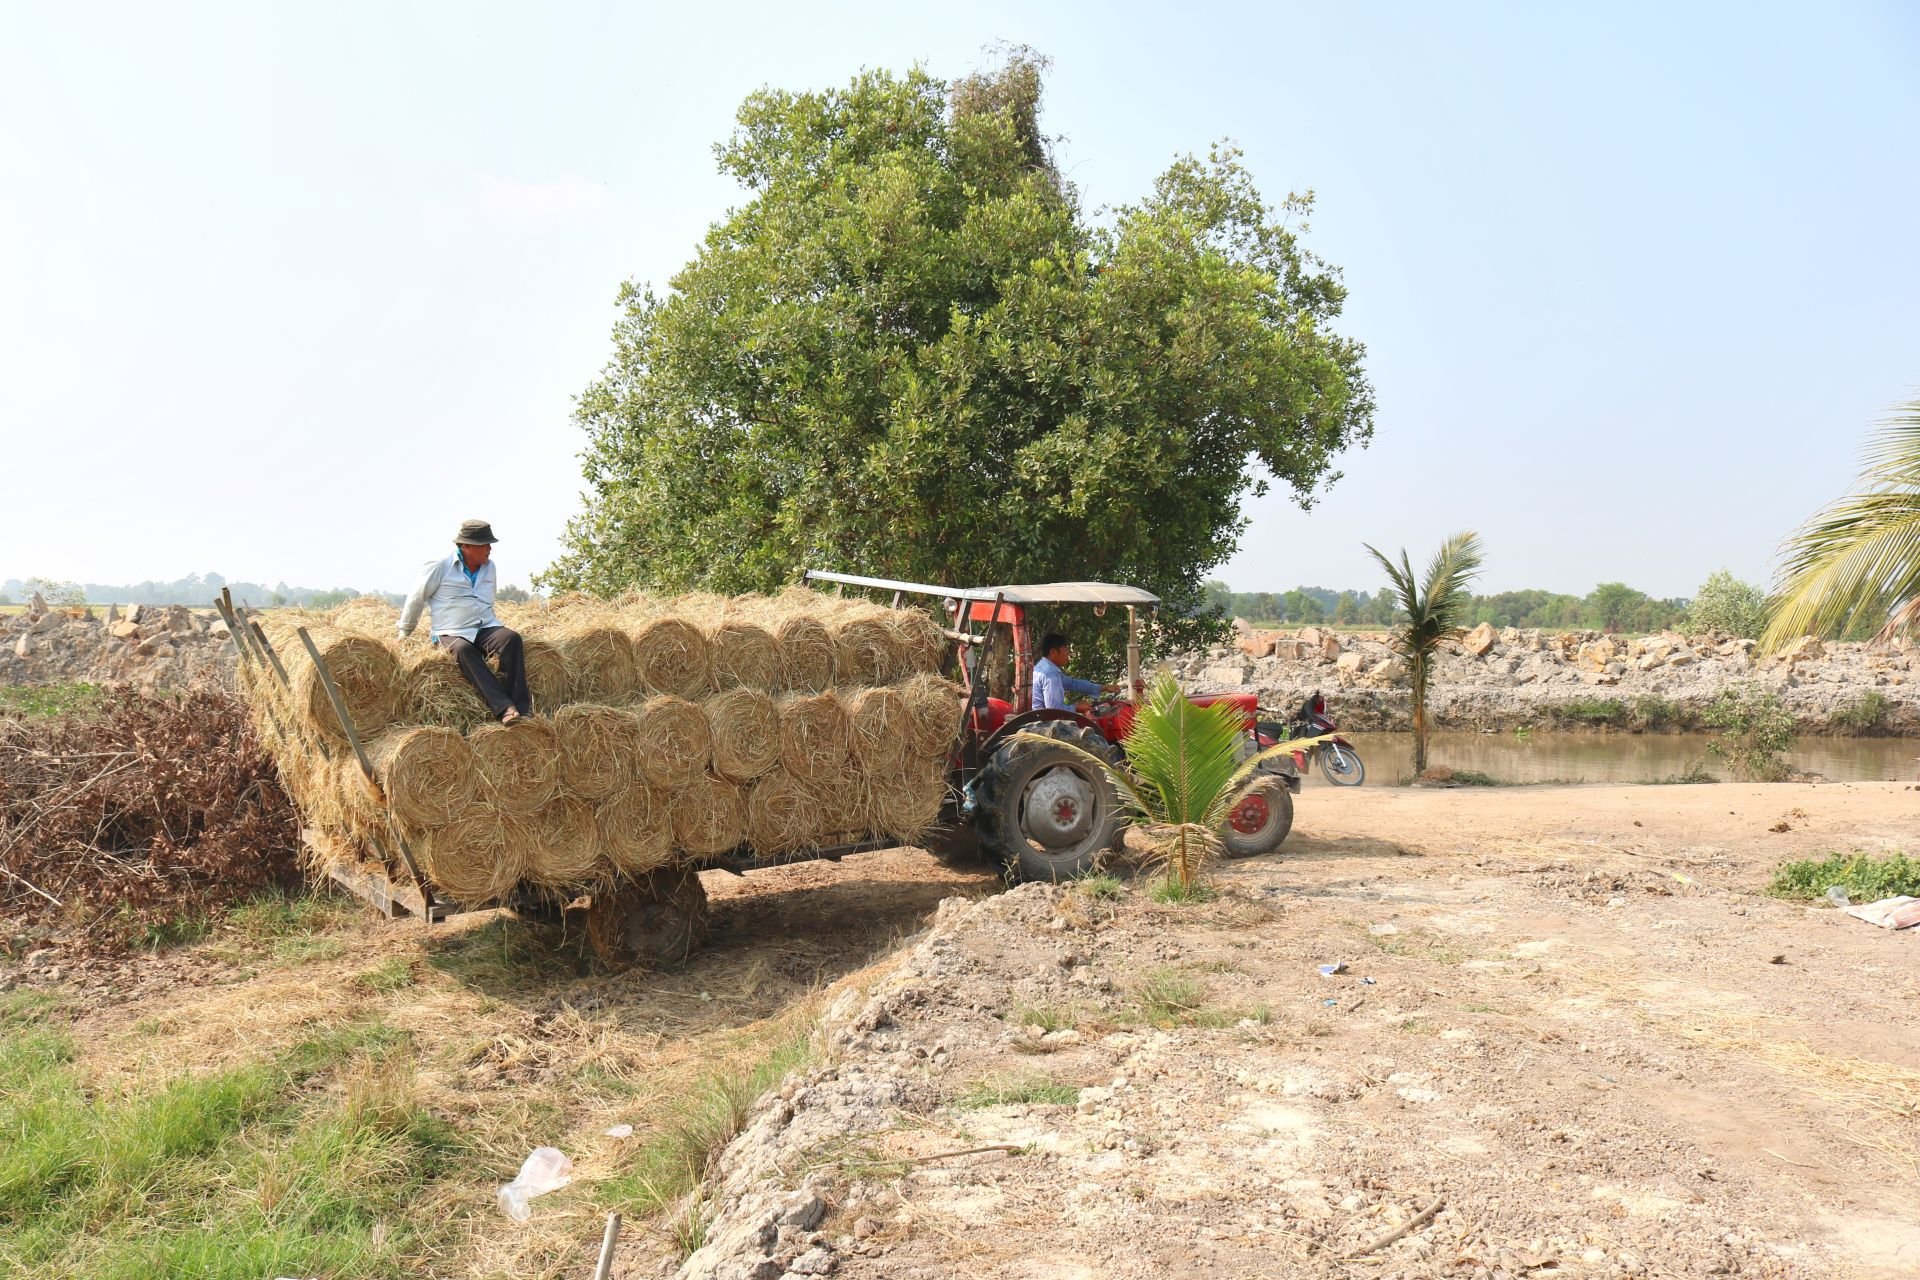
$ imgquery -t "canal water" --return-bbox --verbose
[1299,732,1920,786]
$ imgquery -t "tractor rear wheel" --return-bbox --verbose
[974,721,1123,882]
[1221,776,1294,859]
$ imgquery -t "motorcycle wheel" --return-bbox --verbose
[1318,742,1366,787]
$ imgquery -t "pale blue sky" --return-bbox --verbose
[3,1,1915,598]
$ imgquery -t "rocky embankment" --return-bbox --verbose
[0,594,234,692]
[1178,621,1920,735]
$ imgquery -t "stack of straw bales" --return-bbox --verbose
[241,588,962,906]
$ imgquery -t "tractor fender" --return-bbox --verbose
[976,707,1104,762]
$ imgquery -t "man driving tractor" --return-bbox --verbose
[1032,632,1123,713]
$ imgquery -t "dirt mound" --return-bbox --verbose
[0,684,300,948]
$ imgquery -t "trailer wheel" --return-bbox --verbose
[1220,776,1294,859]
[585,868,710,967]
[975,721,1123,883]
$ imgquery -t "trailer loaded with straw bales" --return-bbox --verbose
[221,571,1282,962]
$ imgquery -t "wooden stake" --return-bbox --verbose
[592,1212,621,1280]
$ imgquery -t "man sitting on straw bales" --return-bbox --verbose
[397,519,532,724]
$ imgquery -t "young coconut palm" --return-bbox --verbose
[1017,674,1329,890]
[1363,530,1485,777]
[1765,397,1920,650]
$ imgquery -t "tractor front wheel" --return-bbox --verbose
[1220,776,1294,859]
[974,721,1123,883]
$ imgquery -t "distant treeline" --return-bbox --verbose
[0,573,543,610]
[1205,581,1691,633]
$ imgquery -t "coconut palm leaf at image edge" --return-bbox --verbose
[1765,398,1920,650]
[1012,675,1333,835]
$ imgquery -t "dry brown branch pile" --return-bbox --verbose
[0,684,300,940]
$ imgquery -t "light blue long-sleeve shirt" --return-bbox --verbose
[397,553,499,643]
[1033,655,1103,711]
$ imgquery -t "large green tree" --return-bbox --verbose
[543,55,1374,643]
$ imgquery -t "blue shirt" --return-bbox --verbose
[1033,655,1103,710]
[397,553,500,643]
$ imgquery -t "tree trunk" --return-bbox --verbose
[1411,657,1429,776]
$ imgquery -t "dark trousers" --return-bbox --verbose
[442,626,531,719]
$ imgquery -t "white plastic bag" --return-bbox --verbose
[496,1146,574,1222]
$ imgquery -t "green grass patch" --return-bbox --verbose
[0,999,456,1279]
[0,682,105,718]
[1010,1001,1077,1034]
[1073,873,1125,900]
[1147,878,1218,905]
[1831,690,1889,733]
[1768,851,1920,902]
[1127,967,1264,1028]
[595,1028,815,1221]
[352,956,417,994]
[955,1075,1078,1109]
[225,890,356,940]
[1555,697,1627,725]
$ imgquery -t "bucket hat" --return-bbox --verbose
[455,519,498,545]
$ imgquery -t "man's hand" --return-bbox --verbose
[1073,699,1093,714]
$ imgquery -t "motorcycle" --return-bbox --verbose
[1257,690,1365,786]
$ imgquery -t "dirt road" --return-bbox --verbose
[677,782,1920,1280]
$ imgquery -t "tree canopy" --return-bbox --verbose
[543,54,1374,643]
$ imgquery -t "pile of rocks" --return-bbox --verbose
[0,593,235,692]
[1176,621,1920,734]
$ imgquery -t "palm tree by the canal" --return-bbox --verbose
[1365,531,1486,776]
[1766,396,1920,648]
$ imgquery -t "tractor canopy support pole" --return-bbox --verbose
[958,593,1006,772]
[294,626,438,920]
[1127,606,1141,699]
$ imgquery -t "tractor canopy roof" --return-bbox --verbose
[805,570,1158,609]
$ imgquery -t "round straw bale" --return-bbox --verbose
[810,766,870,845]
[833,618,902,686]
[287,627,401,743]
[745,768,816,855]
[553,704,642,801]
[400,647,490,730]
[704,687,781,781]
[631,617,712,698]
[885,609,948,676]
[898,674,964,759]
[778,692,851,783]
[419,803,528,905]
[522,637,574,709]
[708,621,781,691]
[771,614,836,692]
[632,695,713,789]
[558,625,638,703]
[672,773,747,857]
[328,597,400,637]
[369,727,477,831]
[526,795,603,887]
[597,783,672,876]
[845,686,911,773]
[866,762,949,846]
[469,717,561,814]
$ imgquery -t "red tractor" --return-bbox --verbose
[804,571,1300,882]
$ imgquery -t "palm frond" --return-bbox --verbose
[1766,400,1920,651]
[1201,734,1336,830]
[1120,675,1247,827]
